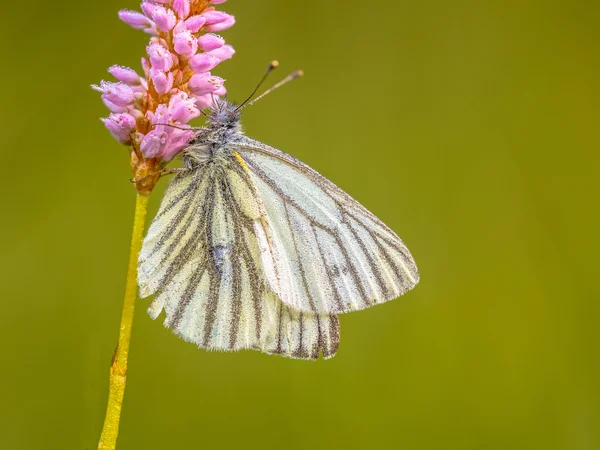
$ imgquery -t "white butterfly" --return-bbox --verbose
[138,96,419,360]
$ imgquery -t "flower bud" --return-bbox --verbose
[101,113,137,144]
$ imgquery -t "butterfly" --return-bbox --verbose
[138,70,419,360]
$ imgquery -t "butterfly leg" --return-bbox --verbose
[130,168,189,184]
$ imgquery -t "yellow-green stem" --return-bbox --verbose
[98,193,149,450]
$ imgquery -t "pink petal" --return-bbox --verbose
[198,33,224,52]
[189,53,221,73]
[172,0,191,19]
[207,44,235,61]
[92,81,135,107]
[184,15,206,33]
[168,91,201,123]
[118,10,151,30]
[141,3,177,31]
[151,69,174,95]
[194,93,215,110]
[108,65,141,85]
[140,129,170,158]
[188,73,224,96]
[202,11,235,32]
[160,130,194,161]
[210,0,228,4]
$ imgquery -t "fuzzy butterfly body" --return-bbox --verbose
[138,98,419,359]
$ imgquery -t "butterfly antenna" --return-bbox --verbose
[152,123,194,131]
[242,69,304,109]
[235,60,280,112]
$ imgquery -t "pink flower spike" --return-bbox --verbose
[118,10,151,30]
[173,30,198,57]
[202,11,235,32]
[108,65,141,85]
[207,44,235,61]
[172,0,191,19]
[184,15,206,33]
[198,33,224,52]
[92,81,135,107]
[102,113,137,144]
[151,69,174,95]
[189,53,220,73]
[140,129,170,158]
[188,73,224,96]
[147,42,174,71]
[168,91,201,123]
[142,3,177,32]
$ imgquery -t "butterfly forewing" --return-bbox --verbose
[234,136,420,316]
[138,156,340,359]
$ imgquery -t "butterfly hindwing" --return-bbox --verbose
[138,157,340,359]
[234,136,419,316]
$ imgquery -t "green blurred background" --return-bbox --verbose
[1,1,598,449]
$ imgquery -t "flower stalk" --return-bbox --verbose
[98,193,149,450]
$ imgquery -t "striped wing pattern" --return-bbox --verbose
[235,136,419,316]
[138,156,339,359]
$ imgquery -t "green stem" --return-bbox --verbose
[98,193,149,450]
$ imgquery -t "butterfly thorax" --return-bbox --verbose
[183,99,244,168]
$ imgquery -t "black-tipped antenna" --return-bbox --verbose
[242,70,304,109]
[235,60,280,111]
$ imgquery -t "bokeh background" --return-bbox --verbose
[1,1,598,449]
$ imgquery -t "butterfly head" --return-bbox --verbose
[206,97,241,130]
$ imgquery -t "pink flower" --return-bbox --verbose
[140,129,169,158]
[168,91,201,123]
[202,11,235,32]
[184,15,206,33]
[151,69,174,95]
[172,0,191,19]
[146,42,173,72]
[188,73,224,96]
[198,33,224,52]
[118,10,151,30]
[102,113,137,144]
[92,81,135,107]
[207,44,235,61]
[189,53,221,73]
[173,30,198,57]
[108,65,141,85]
[141,3,177,32]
